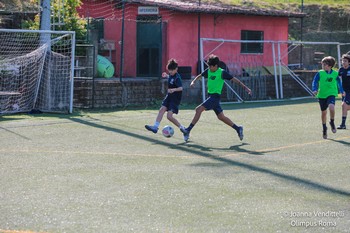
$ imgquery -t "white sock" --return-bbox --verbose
[154,121,160,128]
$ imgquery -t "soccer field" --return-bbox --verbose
[0,99,349,233]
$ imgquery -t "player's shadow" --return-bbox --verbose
[69,117,350,198]
[178,142,279,156]
[229,143,279,155]
[328,138,350,146]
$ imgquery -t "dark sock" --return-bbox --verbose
[341,116,346,125]
[232,124,240,131]
[323,124,327,131]
[187,123,194,132]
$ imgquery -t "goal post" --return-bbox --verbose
[199,38,347,103]
[0,29,75,115]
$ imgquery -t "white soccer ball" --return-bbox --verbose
[162,125,174,138]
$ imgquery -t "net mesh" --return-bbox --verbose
[0,30,74,114]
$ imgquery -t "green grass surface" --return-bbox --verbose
[1,99,349,232]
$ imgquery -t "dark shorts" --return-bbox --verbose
[318,96,336,111]
[342,92,350,105]
[162,96,179,114]
[201,94,223,115]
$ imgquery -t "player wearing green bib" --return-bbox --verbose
[312,56,344,139]
[181,54,252,142]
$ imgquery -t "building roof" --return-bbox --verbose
[127,0,305,18]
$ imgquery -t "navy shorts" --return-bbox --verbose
[162,96,179,114]
[318,96,336,111]
[342,92,350,105]
[201,94,223,115]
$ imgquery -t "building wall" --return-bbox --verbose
[78,2,289,78]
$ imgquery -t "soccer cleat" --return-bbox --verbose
[337,124,346,129]
[145,125,158,134]
[329,121,336,133]
[237,126,244,141]
[180,127,190,142]
[323,128,327,139]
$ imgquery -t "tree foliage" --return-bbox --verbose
[22,0,87,42]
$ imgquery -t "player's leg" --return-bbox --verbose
[338,93,350,129]
[156,106,167,123]
[321,109,328,138]
[180,104,206,142]
[167,111,180,127]
[328,96,336,133]
[145,106,167,133]
[191,105,206,126]
[217,110,244,141]
[318,98,328,139]
[166,107,184,130]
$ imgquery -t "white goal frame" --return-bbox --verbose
[199,38,345,103]
[0,29,75,114]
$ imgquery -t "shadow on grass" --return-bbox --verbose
[229,143,280,155]
[329,138,350,146]
[69,117,350,197]
[0,125,31,140]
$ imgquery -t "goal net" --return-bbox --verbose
[199,38,348,103]
[0,29,75,115]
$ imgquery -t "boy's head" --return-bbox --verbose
[341,54,350,62]
[167,59,178,71]
[321,56,336,69]
[207,54,220,67]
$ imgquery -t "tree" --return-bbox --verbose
[22,0,87,42]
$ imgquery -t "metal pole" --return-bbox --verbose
[119,0,125,82]
[200,39,206,102]
[272,42,279,99]
[69,32,76,113]
[278,42,283,99]
[198,0,201,74]
[40,0,51,45]
[337,44,341,69]
[300,0,304,68]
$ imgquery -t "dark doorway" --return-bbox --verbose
[137,16,162,77]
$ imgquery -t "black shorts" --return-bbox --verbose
[342,92,350,105]
[318,96,336,111]
[162,96,180,114]
[201,94,223,115]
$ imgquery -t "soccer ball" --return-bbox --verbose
[162,125,174,138]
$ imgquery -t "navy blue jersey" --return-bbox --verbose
[339,67,350,92]
[163,72,182,109]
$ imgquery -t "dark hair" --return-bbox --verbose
[321,56,336,68]
[207,54,220,66]
[167,59,178,70]
[342,54,350,62]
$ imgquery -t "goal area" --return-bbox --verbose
[0,29,75,115]
[199,38,350,103]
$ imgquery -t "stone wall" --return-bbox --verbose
[74,78,164,108]
[74,71,317,109]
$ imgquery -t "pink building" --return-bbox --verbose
[78,0,304,78]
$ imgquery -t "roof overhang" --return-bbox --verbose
[127,0,306,18]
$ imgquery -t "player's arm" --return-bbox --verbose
[190,70,208,87]
[312,73,320,96]
[168,86,183,93]
[336,76,344,96]
[224,71,252,95]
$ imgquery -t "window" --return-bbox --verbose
[241,30,264,54]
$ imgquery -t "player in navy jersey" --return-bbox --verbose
[145,59,186,134]
[337,54,350,129]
